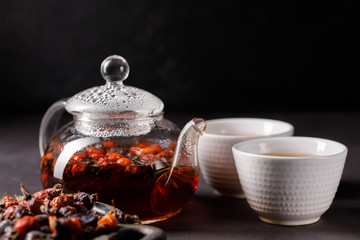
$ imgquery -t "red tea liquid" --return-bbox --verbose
[40,141,199,223]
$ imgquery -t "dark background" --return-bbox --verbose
[1,3,360,239]
[1,1,359,116]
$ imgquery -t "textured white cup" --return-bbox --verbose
[198,118,294,198]
[232,137,347,226]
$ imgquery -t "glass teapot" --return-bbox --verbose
[39,55,206,223]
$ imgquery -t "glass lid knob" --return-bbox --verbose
[100,55,130,84]
[65,54,164,118]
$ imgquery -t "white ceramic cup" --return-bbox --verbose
[198,118,294,198]
[232,137,347,226]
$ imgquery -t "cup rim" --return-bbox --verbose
[203,118,294,139]
[232,136,348,160]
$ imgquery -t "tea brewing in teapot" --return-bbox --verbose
[39,55,206,223]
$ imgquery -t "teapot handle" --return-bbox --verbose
[39,98,68,156]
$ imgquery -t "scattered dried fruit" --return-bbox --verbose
[0,184,139,240]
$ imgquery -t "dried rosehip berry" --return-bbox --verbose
[103,140,115,149]
[141,154,155,162]
[49,195,74,209]
[57,217,82,239]
[34,214,48,226]
[155,150,174,161]
[129,143,163,157]
[73,202,89,213]
[109,209,125,223]
[76,213,98,228]
[18,201,28,207]
[32,192,46,202]
[3,206,16,219]
[97,157,108,166]
[96,212,117,230]
[116,158,132,166]
[32,189,52,204]
[106,152,124,161]
[5,200,19,208]
[48,215,57,233]
[13,216,40,240]
[13,205,27,220]
[85,146,106,159]
[73,192,92,209]
[68,152,87,164]
[58,206,77,217]
[129,166,141,175]
[48,207,58,215]
[71,163,87,176]
[27,197,43,215]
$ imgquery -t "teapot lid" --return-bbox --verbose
[65,55,164,118]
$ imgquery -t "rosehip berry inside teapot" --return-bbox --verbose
[39,55,206,223]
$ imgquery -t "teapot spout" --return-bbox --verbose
[171,117,207,172]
